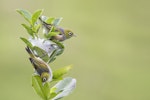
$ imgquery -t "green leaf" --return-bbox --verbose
[32,75,50,100]
[20,37,33,49]
[46,17,55,24]
[45,32,60,39]
[50,77,76,100]
[49,58,56,64]
[16,9,32,23]
[48,42,65,63]
[53,41,65,56]
[49,88,57,99]
[52,17,63,26]
[34,24,41,33]
[48,49,58,63]
[33,46,49,63]
[48,48,63,63]
[32,9,43,26]
[21,24,34,37]
[53,65,72,80]
[52,40,64,49]
[56,49,64,56]
[50,41,64,57]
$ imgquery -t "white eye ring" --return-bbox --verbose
[43,77,47,82]
[68,32,73,36]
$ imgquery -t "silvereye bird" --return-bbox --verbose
[39,17,76,42]
[26,47,53,84]
[50,28,75,42]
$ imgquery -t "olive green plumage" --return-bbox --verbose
[26,47,52,83]
[39,17,76,41]
[50,28,75,41]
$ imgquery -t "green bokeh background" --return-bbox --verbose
[0,0,150,100]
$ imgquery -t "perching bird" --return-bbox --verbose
[26,47,53,84]
[39,17,76,42]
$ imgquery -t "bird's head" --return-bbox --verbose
[64,30,76,39]
[41,72,50,83]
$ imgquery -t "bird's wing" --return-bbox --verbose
[29,57,50,75]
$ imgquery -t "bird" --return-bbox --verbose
[25,47,53,84]
[39,17,76,42]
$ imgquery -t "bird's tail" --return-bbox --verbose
[39,16,52,30]
[29,57,38,70]
[25,47,35,58]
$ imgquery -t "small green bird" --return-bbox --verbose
[50,28,75,42]
[26,47,53,84]
[39,17,76,42]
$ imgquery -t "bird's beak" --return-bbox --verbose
[73,34,77,37]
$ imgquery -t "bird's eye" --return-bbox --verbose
[42,77,47,82]
[68,32,73,36]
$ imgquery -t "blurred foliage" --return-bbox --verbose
[0,0,150,100]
